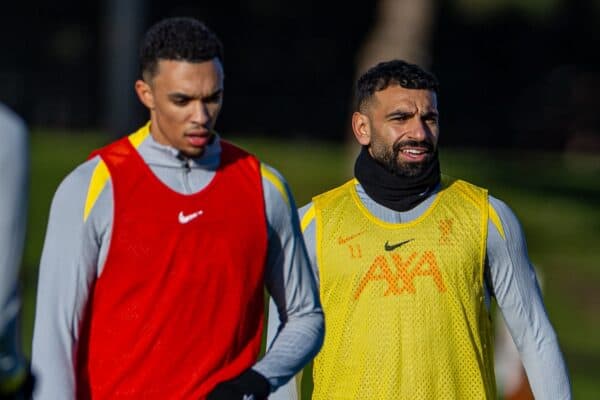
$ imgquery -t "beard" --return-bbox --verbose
[371,139,437,178]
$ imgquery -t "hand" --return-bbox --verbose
[206,368,270,400]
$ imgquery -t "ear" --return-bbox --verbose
[135,79,155,110]
[352,111,371,146]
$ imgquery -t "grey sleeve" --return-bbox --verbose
[0,107,29,384]
[31,158,107,400]
[487,196,572,399]
[267,202,317,400]
[297,203,318,283]
[252,165,324,391]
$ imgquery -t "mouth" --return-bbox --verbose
[395,141,434,162]
[184,129,213,148]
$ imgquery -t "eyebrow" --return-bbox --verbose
[203,89,223,102]
[168,93,193,101]
[422,110,439,119]
[385,109,439,119]
[168,88,223,102]
[385,109,415,119]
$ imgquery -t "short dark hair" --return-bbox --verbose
[355,59,439,111]
[139,17,224,80]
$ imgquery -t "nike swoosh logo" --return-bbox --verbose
[384,239,414,251]
[338,231,365,244]
[178,210,204,224]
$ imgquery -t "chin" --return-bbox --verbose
[182,147,205,158]
[393,161,429,177]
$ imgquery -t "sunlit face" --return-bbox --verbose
[353,85,439,177]
[135,58,224,157]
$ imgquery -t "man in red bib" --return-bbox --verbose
[32,17,323,400]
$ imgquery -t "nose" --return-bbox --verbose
[191,101,210,125]
[405,117,429,142]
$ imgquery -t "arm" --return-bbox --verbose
[267,202,318,400]
[487,196,571,399]
[252,165,324,392]
[31,157,110,399]
[0,106,29,395]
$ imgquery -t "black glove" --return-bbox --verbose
[207,368,270,400]
[0,368,35,400]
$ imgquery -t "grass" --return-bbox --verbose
[20,131,600,398]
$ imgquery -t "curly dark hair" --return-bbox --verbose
[355,59,439,111]
[139,17,224,80]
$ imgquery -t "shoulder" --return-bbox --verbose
[259,162,287,187]
[51,156,108,216]
[443,180,523,242]
[0,103,26,133]
[259,162,293,209]
[312,179,356,208]
[258,162,303,232]
[486,194,527,246]
[442,175,488,200]
[298,202,316,232]
[298,179,355,232]
[0,104,27,157]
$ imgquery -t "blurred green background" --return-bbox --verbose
[5,0,600,398]
[21,131,600,398]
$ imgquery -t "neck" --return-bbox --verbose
[354,146,441,212]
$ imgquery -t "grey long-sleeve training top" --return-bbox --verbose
[0,103,29,390]
[268,179,571,400]
[31,131,324,399]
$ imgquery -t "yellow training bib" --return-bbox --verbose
[312,176,495,399]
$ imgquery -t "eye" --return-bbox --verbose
[391,113,410,121]
[204,92,223,104]
[424,115,439,125]
[172,98,190,106]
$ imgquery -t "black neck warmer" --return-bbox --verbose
[354,146,441,212]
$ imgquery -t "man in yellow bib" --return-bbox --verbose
[267,59,571,399]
